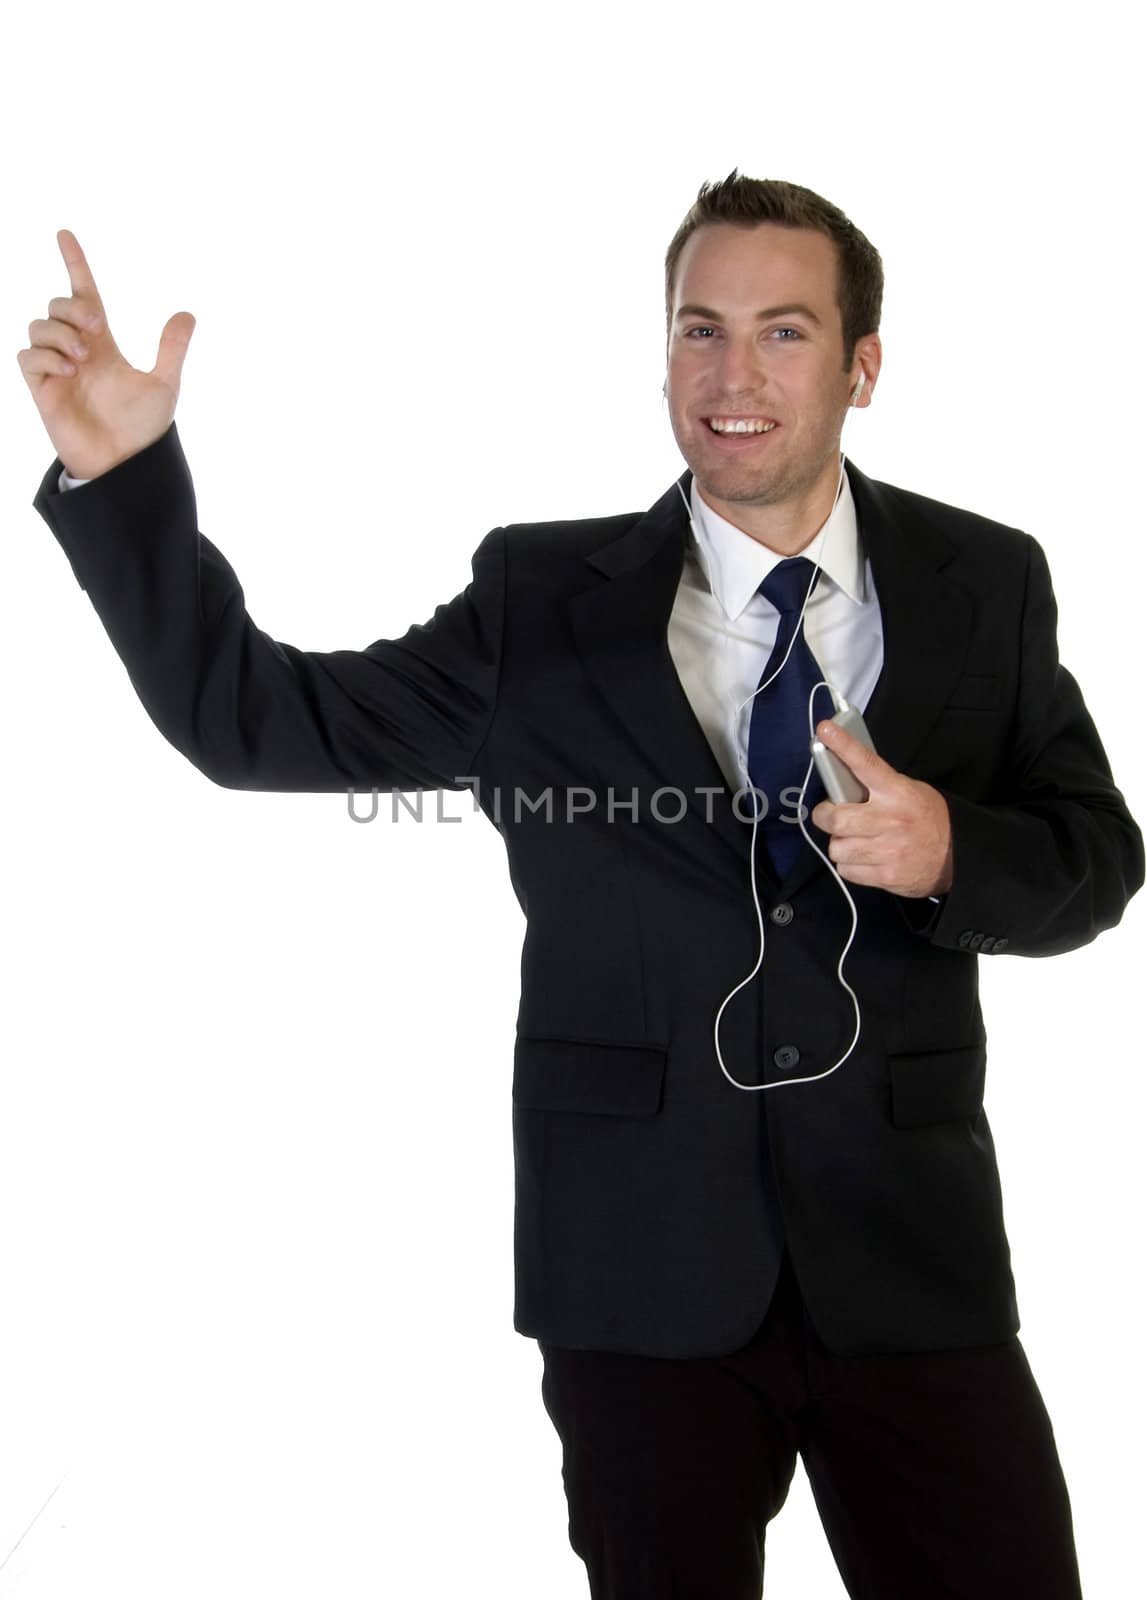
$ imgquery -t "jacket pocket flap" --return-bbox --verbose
[946,672,1001,709]
[888,1039,986,1128]
[512,1036,667,1115]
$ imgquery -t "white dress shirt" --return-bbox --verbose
[667,459,883,795]
[57,455,885,805]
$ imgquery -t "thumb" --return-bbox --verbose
[154,311,195,390]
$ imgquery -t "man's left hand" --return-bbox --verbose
[809,720,954,899]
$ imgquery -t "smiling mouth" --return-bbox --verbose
[702,416,781,440]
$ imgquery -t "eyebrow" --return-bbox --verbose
[675,301,824,329]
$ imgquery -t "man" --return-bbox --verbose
[22,174,1144,1598]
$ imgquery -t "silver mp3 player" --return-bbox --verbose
[810,704,876,804]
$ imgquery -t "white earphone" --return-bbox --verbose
[671,385,869,1092]
[706,455,862,1093]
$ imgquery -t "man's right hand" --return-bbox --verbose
[17,229,196,481]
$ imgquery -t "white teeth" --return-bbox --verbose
[707,418,777,434]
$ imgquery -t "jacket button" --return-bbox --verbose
[958,930,974,948]
[993,937,1009,953]
[968,932,984,950]
[770,902,794,926]
[774,1045,801,1071]
[980,935,996,953]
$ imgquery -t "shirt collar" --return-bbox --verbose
[687,456,866,620]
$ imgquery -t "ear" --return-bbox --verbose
[849,331,883,407]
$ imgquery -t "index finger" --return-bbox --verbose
[56,229,104,308]
[815,717,890,778]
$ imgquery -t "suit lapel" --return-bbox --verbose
[567,470,753,865]
[780,460,974,899]
[846,459,973,771]
[567,459,975,895]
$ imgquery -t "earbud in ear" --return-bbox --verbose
[851,373,866,404]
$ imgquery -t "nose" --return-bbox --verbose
[713,334,767,396]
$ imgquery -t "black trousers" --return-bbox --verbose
[538,1249,1083,1599]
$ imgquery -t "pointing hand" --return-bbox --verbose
[17,229,196,480]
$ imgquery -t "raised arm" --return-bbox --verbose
[21,232,504,793]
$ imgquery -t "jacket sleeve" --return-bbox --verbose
[923,532,1143,957]
[31,422,505,793]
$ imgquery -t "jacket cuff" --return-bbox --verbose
[903,788,1024,955]
[32,423,184,594]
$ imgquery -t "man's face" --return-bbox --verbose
[665,222,865,520]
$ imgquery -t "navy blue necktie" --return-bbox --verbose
[746,557,837,880]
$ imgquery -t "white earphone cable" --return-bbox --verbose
[673,375,867,1090]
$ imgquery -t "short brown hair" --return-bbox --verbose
[664,170,883,370]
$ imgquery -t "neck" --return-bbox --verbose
[696,451,843,557]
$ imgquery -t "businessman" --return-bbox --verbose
[22,173,1144,1599]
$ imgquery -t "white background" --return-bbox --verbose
[2,1,1144,1595]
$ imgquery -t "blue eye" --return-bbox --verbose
[683,325,803,340]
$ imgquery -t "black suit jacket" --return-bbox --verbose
[33,423,1144,1357]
